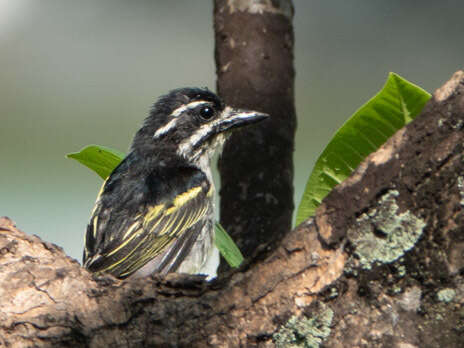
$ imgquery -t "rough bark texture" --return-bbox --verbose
[1,72,463,347]
[214,0,296,263]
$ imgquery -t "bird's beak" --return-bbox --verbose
[215,106,269,133]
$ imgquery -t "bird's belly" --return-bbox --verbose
[176,219,218,277]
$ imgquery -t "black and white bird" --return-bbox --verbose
[83,88,268,279]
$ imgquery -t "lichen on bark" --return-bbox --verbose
[273,303,333,348]
[226,0,294,18]
[347,190,426,270]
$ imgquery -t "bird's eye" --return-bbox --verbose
[199,106,214,120]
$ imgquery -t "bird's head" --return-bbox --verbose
[131,87,269,164]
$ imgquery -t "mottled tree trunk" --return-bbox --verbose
[214,0,297,265]
[1,72,463,347]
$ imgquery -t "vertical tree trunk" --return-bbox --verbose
[214,0,296,265]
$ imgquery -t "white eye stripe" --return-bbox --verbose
[153,118,179,138]
[170,101,211,117]
[176,107,229,151]
[154,100,214,139]
[178,124,211,154]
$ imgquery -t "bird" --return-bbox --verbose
[83,87,268,279]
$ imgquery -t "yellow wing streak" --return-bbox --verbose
[158,210,184,236]
[99,232,153,273]
[174,208,190,232]
[183,209,195,230]
[174,186,203,206]
[120,234,173,277]
[163,207,190,237]
[183,205,201,230]
[143,204,165,225]
[165,186,203,215]
[122,220,142,240]
[147,211,168,233]
[92,216,99,238]
[97,179,108,198]
[90,179,108,216]
[105,223,142,257]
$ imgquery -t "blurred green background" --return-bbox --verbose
[1,0,463,262]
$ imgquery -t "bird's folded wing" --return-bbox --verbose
[84,172,212,278]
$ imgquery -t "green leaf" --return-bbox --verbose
[214,222,244,268]
[296,72,431,225]
[67,145,125,180]
[68,144,244,267]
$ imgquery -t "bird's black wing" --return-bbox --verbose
[83,155,212,278]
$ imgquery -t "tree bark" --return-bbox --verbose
[214,0,296,265]
[1,72,463,347]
